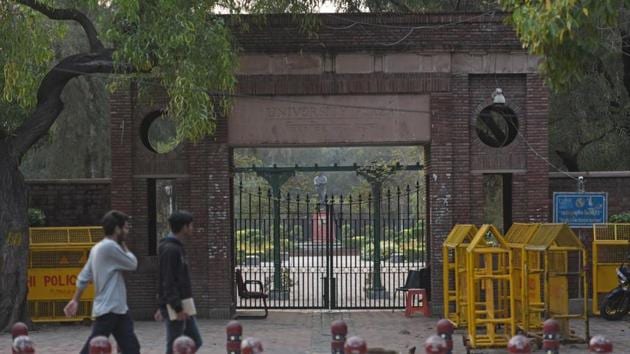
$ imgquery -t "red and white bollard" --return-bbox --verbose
[589,335,613,353]
[89,336,112,354]
[344,336,367,354]
[424,335,447,354]
[331,320,348,354]
[508,335,532,354]
[11,322,28,339]
[11,323,31,354]
[435,319,454,354]
[173,335,197,354]
[12,336,35,354]
[241,337,263,354]
[542,319,560,354]
[226,320,243,354]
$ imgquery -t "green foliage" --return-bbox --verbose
[357,160,400,182]
[394,225,422,243]
[360,240,398,261]
[27,208,46,226]
[2,0,238,146]
[499,0,628,91]
[235,228,293,263]
[399,242,424,262]
[287,224,303,240]
[1,2,60,109]
[341,223,353,237]
[235,228,263,243]
[610,212,630,223]
[105,3,237,142]
[344,235,366,249]
[263,268,294,292]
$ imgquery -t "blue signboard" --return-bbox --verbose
[553,192,608,228]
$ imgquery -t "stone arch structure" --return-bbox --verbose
[110,13,549,318]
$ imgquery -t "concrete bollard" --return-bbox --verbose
[226,321,243,354]
[331,320,348,354]
[12,335,35,354]
[507,335,532,354]
[424,335,447,354]
[11,322,29,339]
[173,335,197,354]
[542,319,560,354]
[89,336,112,354]
[344,336,367,354]
[435,319,454,354]
[589,335,613,353]
[241,337,263,354]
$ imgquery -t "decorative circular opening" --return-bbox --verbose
[140,111,180,154]
[475,104,519,148]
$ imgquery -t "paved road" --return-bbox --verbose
[2,311,628,353]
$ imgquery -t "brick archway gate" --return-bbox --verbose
[110,13,550,319]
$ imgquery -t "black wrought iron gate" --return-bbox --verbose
[234,182,426,309]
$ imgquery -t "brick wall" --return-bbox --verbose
[26,179,110,226]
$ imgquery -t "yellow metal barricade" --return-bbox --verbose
[592,224,630,315]
[28,227,103,323]
[505,223,542,334]
[464,224,516,351]
[523,223,589,343]
[442,224,478,327]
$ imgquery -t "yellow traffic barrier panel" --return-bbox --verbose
[505,223,542,334]
[28,227,103,323]
[523,223,589,343]
[464,224,516,351]
[592,223,630,315]
[442,224,478,327]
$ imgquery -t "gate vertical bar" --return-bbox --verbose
[306,193,312,308]
[372,182,383,293]
[327,196,334,309]
[347,194,352,308]
[396,186,401,307]
[296,193,301,308]
[338,194,344,309]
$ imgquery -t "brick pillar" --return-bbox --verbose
[428,91,456,316]
[110,83,135,216]
[525,74,550,222]
[450,74,472,225]
[204,116,234,318]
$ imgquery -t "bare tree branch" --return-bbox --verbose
[578,128,614,147]
[9,50,116,157]
[16,0,104,52]
[386,0,411,12]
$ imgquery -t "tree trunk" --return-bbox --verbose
[0,141,29,330]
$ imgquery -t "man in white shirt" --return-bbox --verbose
[64,210,140,354]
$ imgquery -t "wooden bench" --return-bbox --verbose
[235,269,268,319]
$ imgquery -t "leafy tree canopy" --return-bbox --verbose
[1,0,238,145]
[499,0,630,92]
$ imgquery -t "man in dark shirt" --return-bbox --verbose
[154,211,202,353]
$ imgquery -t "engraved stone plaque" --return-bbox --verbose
[228,95,431,146]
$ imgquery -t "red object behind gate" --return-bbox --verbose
[405,289,430,317]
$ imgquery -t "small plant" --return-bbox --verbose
[360,241,397,261]
[610,212,630,223]
[344,235,366,249]
[264,268,295,292]
[28,208,46,226]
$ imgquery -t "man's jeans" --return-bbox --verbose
[160,308,203,354]
[80,312,140,354]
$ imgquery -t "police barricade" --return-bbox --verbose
[28,226,102,323]
[442,224,478,328]
[592,223,630,315]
